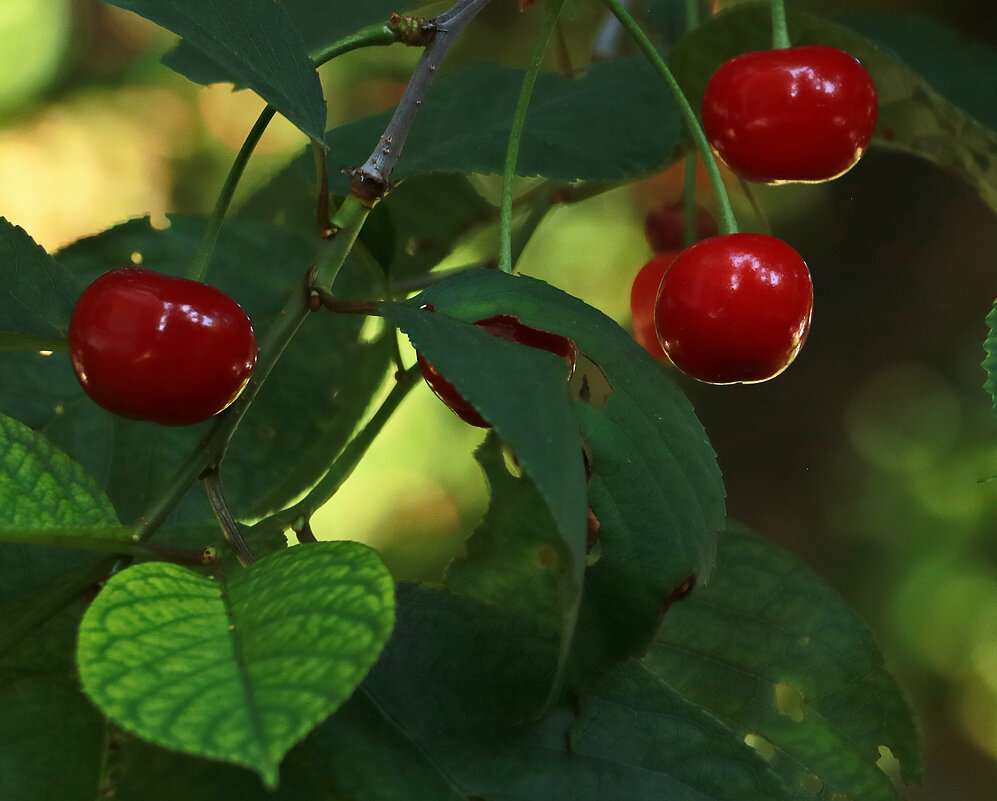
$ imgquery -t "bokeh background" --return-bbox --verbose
[2,1,995,798]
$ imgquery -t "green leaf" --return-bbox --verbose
[355,583,792,801]
[101,0,326,142]
[671,5,997,212]
[983,299,997,414]
[836,14,997,130]
[0,605,106,801]
[0,216,389,525]
[398,269,725,685]
[0,412,124,545]
[323,57,682,186]
[0,217,77,345]
[113,690,468,801]
[646,522,923,800]
[163,0,418,85]
[380,294,588,670]
[77,540,396,789]
[444,433,567,633]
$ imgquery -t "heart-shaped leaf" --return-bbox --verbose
[77,541,395,788]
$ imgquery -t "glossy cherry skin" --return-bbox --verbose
[654,234,813,384]
[69,267,258,425]
[644,203,717,253]
[702,45,878,183]
[630,250,681,359]
[418,312,577,428]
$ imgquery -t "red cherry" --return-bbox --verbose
[69,267,258,426]
[643,203,717,253]
[702,45,878,183]
[654,234,813,384]
[418,312,577,428]
[630,250,681,359]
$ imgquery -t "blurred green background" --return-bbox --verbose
[1,1,995,798]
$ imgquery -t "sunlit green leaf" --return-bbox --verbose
[647,522,923,800]
[77,540,396,788]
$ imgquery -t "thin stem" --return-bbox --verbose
[737,176,773,235]
[499,0,565,273]
[600,0,737,235]
[186,23,404,284]
[204,468,257,566]
[682,153,699,246]
[770,0,791,49]
[255,365,420,534]
[188,106,276,283]
[354,0,494,195]
[510,188,557,270]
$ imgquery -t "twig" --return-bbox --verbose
[203,467,257,566]
[352,0,494,201]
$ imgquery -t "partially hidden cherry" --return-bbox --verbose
[654,234,813,384]
[418,311,577,428]
[69,267,258,425]
[630,250,681,359]
[643,203,717,253]
[702,45,878,183]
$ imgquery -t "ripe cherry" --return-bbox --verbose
[418,311,577,428]
[702,45,878,183]
[630,250,680,359]
[643,203,717,253]
[654,234,813,384]
[69,267,258,425]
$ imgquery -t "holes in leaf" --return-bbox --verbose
[774,682,806,722]
[570,353,613,408]
[743,732,776,761]
[129,251,143,265]
[876,744,900,780]
[586,536,602,567]
[501,443,523,478]
[800,773,824,794]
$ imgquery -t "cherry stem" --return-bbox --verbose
[599,0,738,235]
[354,0,494,197]
[188,105,276,284]
[186,23,403,285]
[499,0,566,273]
[681,0,702,247]
[203,467,257,566]
[253,364,421,536]
[770,0,791,49]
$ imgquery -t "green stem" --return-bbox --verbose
[188,106,276,283]
[132,193,372,544]
[255,365,420,533]
[498,0,566,272]
[771,0,791,49]
[600,0,737,235]
[204,468,256,566]
[186,23,401,284]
